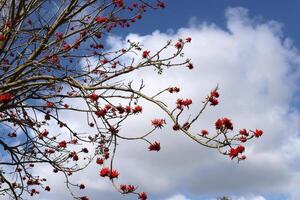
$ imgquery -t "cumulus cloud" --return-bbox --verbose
[32,7,300,200]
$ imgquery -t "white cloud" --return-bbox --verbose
[165,194,192,200]
[32,7,300,200]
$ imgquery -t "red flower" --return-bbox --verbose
[62,43,71,51]
[47,102,54,107]
[211,89,219,98]
[80,196,89,200]
[228,148,239,159]
[113,0,124,7]
[239,129,249,136]
[79,184,85,189]
[120,184,127,192]
[133,105,142,114]
[185,37,192,43]
[95,109,107,117]
[58,140,67,148]
[138,192,148,200]
[151,118,166,128]
[45,186,51,191]
[148,141,160,151]
[200,130,209,136]
[173,123,180,131]
[89,93,99,102]
[236,145,245,153]
[95,16,108,23]
[187,63,193,69]
[168,87,180,93]
[0,33,6,41]
[110,169,119,179]
[0,93,13,103]
[99,167,110,177]
[127,185,135,192]
[142,50,150,58]
[222,118,233,130]
[96,158,104,165]
[239,136,247,143]
[209,97,218,106]
[176,98,192,109]
[215,118,233,130]
[175,41,183,49]
[215,118,223,129]
[254,129,263,137]
[55,32,63,40]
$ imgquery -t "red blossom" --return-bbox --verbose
[215,118,233,130]
[0,93,13,103]
[95,109,107,117]
[185,37,192,42]
[200,129,209,136]
[148,141,160,151]
[79,184,85,189]
[176,98,192,109]
[142,50,150,58]
[133,105,142,113]
[45,186,50,191]
[58,140,67,148]
[187,63,193,69]
[89,93,99,102]
[62,43,71,51]
[151,118,166,128]
[175,41,183,49]
[99,167,110,177]
[138,192,148,200]
[109,169,119,179]
[239,129,249,136]
[254,129,263,137]
[55,32,63,40]
[95,16,108,23]
[47,102,54,107]
[96,158,104,165]
[80,196,89,200]
[168,87,180,93]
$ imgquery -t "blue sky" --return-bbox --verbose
[120,0,300,47]
[8,1,300,200]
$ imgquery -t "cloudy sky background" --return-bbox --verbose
[29,2,300,200]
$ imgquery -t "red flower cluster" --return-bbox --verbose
[176,98,192,109]
[120,184,136,193]
[209,89,219,106]
[228,145,245,159]
[113,0,124,7]
[95,109,107,117]
[96,158,104,165]
[138,192,148,200]
[148,141,160,151]
[142,50,150,58]
[133,105,143,113]
[89,93,99,102]
[0,93,13,103]
[186,37,192,43]
[99,168,119,179]
[151,118,166,128]
[95,16,108,23]
[175,40,183,49]
[57,140,67,148]
[168,87,180,93]
[200,129,209,136]
[254,129,263,137]
[215,117,233,131]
